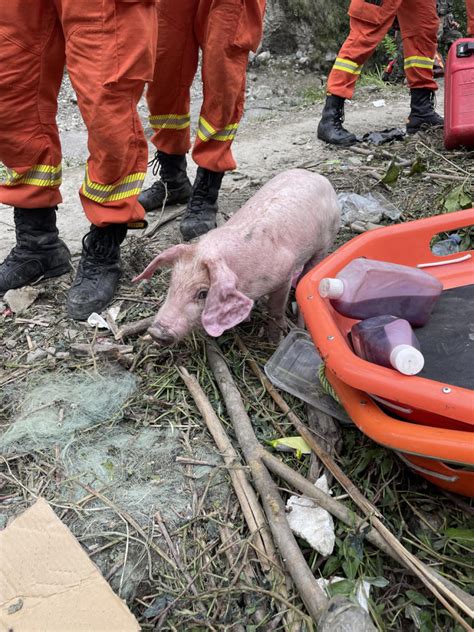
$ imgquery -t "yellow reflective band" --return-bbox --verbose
[404,56,434,69]
[333,57,362,75]
[2,163,62,188]
[149,113,190,130]
[81,165,146,204]
[197,117,239,143]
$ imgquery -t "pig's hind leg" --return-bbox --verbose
[266,280,292,344]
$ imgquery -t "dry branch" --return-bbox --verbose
[178,366,276,572]
[206,342,329,623]
[115,315,154,340]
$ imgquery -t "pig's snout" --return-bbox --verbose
[148,324,176,347]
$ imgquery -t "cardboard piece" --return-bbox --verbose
[0,498,140,632]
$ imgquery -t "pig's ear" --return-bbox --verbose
[201,259,254,337]
[132,244,193,282]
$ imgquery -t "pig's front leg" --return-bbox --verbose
[266,281,292,344]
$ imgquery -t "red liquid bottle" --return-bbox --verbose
[319,258,442,326]
[351,316,424,376]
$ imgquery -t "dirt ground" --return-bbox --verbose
[1,59,473,632]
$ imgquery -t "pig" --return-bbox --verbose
[133,169,340,345]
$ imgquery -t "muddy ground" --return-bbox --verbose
[1,57,473,632]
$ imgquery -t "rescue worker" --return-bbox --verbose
[318,0,444,146]
[0,0,157,320]
[138,0,266,241]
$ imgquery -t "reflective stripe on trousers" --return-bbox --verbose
[81,165,146,204]
[2,164,62,188]
[197,117,239,142]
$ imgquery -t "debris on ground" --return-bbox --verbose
[3,286,40,314]
[286,474,336,556]
[0,498,139,632]
[338,191,401,225]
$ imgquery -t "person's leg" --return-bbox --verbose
[180,0,253,240]
[57,0,158,319]
[0,0,71,295]
[398,0,442,133]
[318,0,402,146]
[138,0,200,213]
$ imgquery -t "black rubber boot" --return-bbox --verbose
[317,95,357,146]
[0,207,71,297]
[67,223,127,320]
[138,150,192,212]
[406,88,444,134]
[179,167,224,241]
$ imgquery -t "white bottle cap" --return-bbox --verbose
[390,344,425,375]
[319,277,344,299]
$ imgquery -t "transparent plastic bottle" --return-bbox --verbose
[351,315,424,375]
[319,257,443,326]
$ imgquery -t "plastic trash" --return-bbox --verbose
[264,329,352,425]
[351,315,424,375]
[319,257,443,326]
[286,475,335,556]
[337,192,401,225]
[355,127,406,146]
[432,233,462,256]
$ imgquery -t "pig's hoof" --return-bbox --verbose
[267,324,284,345]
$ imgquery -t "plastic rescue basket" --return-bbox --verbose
[296,209,474,497]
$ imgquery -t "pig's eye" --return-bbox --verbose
[197,289,208,301]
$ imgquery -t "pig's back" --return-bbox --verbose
[224,169,340,260]
[227,169,337,225]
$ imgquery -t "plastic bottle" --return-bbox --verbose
[319,257,443,326]
[351,316,425,375]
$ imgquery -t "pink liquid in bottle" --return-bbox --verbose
[351,315,424,375]
[319,258,443,326]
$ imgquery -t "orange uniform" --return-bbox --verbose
[467,0,474,34]
[146,0,266,174]
[0,0,158,227]
[328,0,439,100]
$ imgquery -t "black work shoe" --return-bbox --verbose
[0,207,71,297]
[138,150,192,212]
[317,95,357,146]
[406,88,444,134]
[67,224,127,320]
[179,167,224,241]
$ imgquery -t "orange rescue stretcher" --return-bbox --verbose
[297,209,474,497]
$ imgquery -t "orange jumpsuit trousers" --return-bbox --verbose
[328,0,439,100]
[146,0,266,174]
[467,0,474,35]
[0,0,158,227]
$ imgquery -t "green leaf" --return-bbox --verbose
[382,160,401,185]
[443,185,473,213]
[419,609,435,632]
[365,576,390,588]
[445,528,474,541]
[327,579,355,598]
[409,157,427,176]
[323,555,342,576]
[342,557,360,580]
[406,590,431,606]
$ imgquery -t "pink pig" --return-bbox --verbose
[133,169,340,345]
